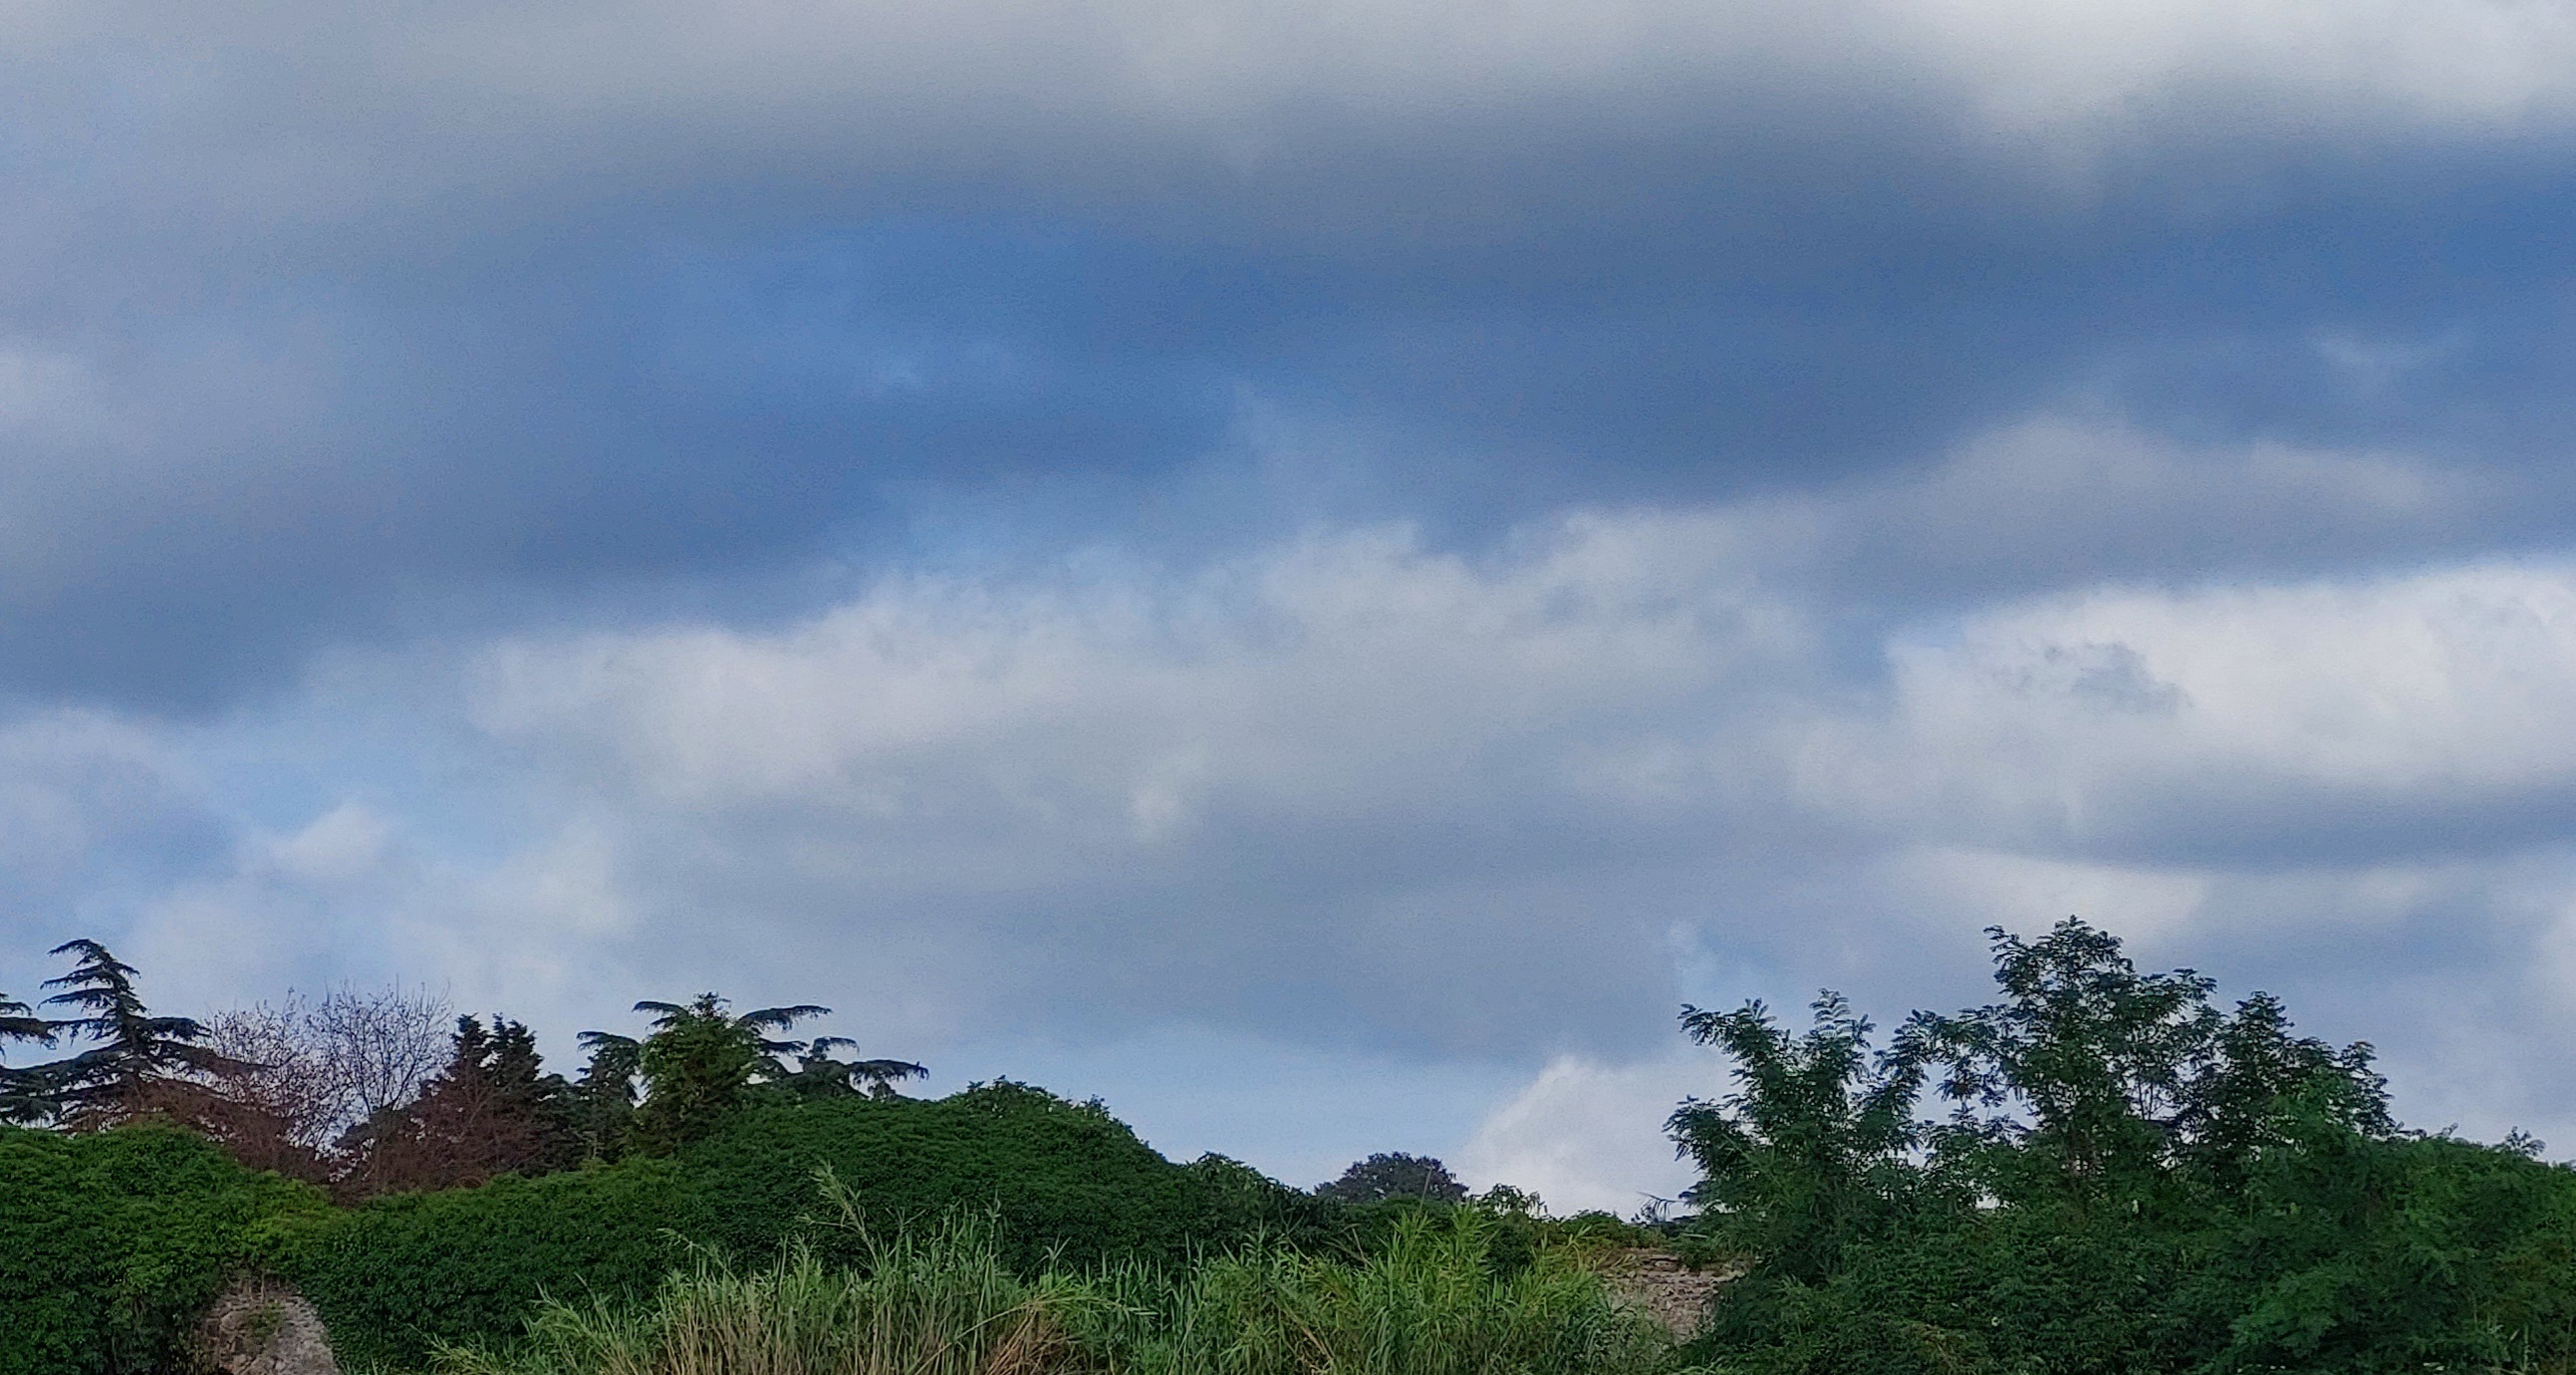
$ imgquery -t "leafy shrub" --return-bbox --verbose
[676,1082,1316,1274]
[285,1155,698,1371]
[285,1082,1323,1368]
[0,1125,325,1375]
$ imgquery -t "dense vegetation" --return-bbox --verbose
[7,920,2576,1374]
[290,1083,1332,1368]
[1668,919,2576,1373]
[0,1126,324,1375]
[436,1200,1669,1375]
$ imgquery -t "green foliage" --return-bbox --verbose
[0,1124,325,1375]
[584,993,919,1154]
[1674,918,2576,1374]
[629,995,782,1152]
[283,1082,1322,1368]
[1315,1152,1470,1205]
[1668,994,1933,1285]
[285,1155,699,1370]
[678,1082,1319,1274]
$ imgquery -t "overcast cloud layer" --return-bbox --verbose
[8,0,2576,1208]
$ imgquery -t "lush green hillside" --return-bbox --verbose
[0,1126,325,1375]
[0,1083,1325,1374]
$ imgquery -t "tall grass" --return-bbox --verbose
[1081,1210,1675,1375]
[434,1189,1680,1375]
[433,1214,1091,1375]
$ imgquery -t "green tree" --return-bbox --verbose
[1314,1151,1470,1204]
[2170,988,2391,1195]
[1669,992,1932,1285]
[1913,919,2389,1207]
[595,993,847,1152]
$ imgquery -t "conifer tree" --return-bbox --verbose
[31,939,239,1127]
[337,1013,580,1197]
[0,990,56,1124]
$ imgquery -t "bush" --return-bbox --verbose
[286,1082,1323,1368]
[676,1082,1317,1274]
[0,1125,325,1375]
[285,1155,698,1371]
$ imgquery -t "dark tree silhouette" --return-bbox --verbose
[31,939,243,1128]
[571,1029,644,1160]
[774,1036,927,1101]
[1314,1152,1470,1204]
[0,989,57,1124]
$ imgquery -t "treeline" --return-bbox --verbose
[0,940,1620,1374]
[0,939,924,1201]
[15,918,2576,1374]
[1671,919,2576,1373]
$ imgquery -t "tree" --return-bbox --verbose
[570,1029,644,1160]
[0,989,56,1124]
[2171,989,2391,1195]
[305,983,453,1132]
[1314,1152,1470,1204]
[1669,993,1931,1283]
[31,939,242,1129]
[196,985,454,1155]
[603,993,834,1153]
[338,1014,578,1198]
[1912,918,2389,1204]
[583,994,925,1153]
[772,1037,928,1101]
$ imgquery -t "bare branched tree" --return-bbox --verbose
[309,983,452,1133]
[202,999,343,1148]
[199,983,452,1149]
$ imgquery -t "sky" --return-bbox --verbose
[9,0,2576,1211]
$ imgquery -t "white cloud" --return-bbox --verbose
[1811,558,2576,856]
[26,414,2576,1194]
[1456,1055,1705,1216]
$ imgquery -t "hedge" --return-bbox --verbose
[285,1082,1321,1368]
[0,1125,326,1375]
[1,1085,1328,1373]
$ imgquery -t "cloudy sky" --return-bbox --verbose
[10,0,2576,1209]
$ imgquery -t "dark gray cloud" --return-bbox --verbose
[8,0,2576,707]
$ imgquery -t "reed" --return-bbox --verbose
[436,1191,1676,1375]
